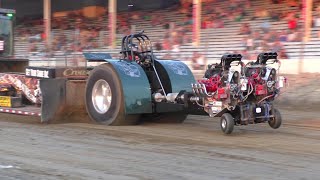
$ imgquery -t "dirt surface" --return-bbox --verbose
[0,107,319,180]
[275,73,320,110]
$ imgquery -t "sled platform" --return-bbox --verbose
[0,105,41,116]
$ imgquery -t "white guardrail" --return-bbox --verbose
[28,54,319,75]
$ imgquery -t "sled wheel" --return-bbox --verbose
[268,108,282,129]
[220,113,234,134]
[85,63,140,125]
[142,112,188,124]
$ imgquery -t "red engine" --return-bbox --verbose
[198,75,228,99]
[198,75,221,93]
[247,69,267,96]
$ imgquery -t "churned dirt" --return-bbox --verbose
[0,73,319,179]
[0,107,319,180]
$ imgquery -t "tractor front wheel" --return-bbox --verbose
[268,108,282,129]
[220,113,234,134]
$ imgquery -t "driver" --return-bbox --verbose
[126,43,142,61]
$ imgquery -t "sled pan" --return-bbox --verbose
[40,78,91,123]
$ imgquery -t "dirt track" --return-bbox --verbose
[0,108,319,180]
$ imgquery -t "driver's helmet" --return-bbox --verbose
[128,43,139,52]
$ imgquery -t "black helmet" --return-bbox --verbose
[128,43,139,51]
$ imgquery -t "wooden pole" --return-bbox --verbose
[299,0,312,74]
[108,0,117,49]
[43,0,51,47]
[304,0,312,42]
[192,0,201,47]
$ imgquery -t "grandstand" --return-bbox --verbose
[10,0,320,71]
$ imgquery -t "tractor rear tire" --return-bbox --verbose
[220,113,234,134]
[85,63,140,125]
[268,108,282,129]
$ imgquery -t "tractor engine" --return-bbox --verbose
[191,53,243,116]
[241,52,284,104]
[198,75,221,93]
[197,75,228,100]
[247,68,267,96]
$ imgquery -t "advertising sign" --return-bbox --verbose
[0,96,11,107]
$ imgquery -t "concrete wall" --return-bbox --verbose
[272,59,320,74]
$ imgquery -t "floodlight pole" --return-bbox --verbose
[193,0,201,47]
[44,0,51,48]
[109,0,117,49]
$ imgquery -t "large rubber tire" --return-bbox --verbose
[268,108,282,129]
[142,112,188,124]
[220,113,234,134]
[85,63,140,125]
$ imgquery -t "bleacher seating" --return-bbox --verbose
[12,0,320,75]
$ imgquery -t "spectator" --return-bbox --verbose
[270,10,281,21]
[269,30,278,43]
[288,17,298,30]
[316,3,320,16]
[241,36,248,48]
[234,10,244,22]
[244,0,251,8]
[253,30,262,40]
[241,50,250,60]
[272,40,288,59]
[260,20,271,33]
[215,19,224,28]
[172,44,181,57]
[279,30,288,42]
[287,0,299,7]
[271,40,284,52]
[239,23,251,35]
[154,42,162,51]
[252,7,269,20]
[271,0,280,4]
[162,38,171,50]
[246,35,254,51]
[191,51,207,70]
[261,40,270,52]
[162,53,173,59]
[314,14,320,27]
[287,29,302,42]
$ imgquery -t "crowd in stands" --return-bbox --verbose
[236,0,305,60]
[13,0,320,70]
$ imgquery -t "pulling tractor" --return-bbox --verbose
[84,31,286,134]
[0,31,286,134]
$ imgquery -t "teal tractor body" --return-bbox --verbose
[84,46,197,125]
[105,59,196,115]
[105,60,153,114]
